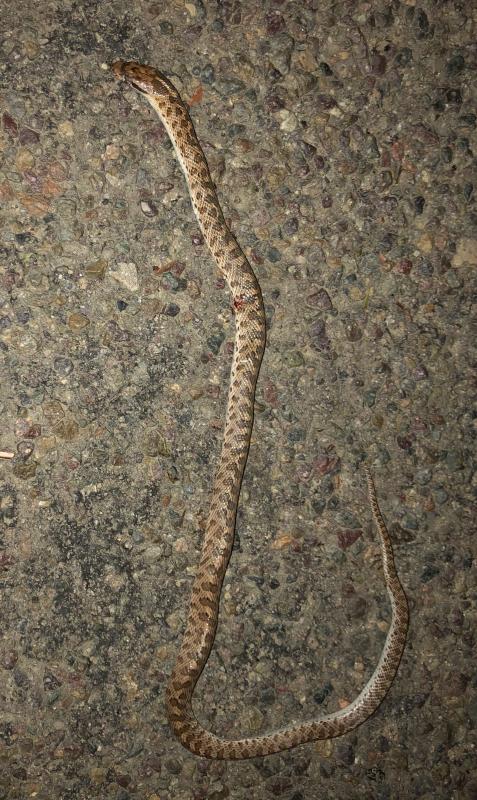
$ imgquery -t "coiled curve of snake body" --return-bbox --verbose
[112,60,409,760]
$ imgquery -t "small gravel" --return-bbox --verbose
[0,1,475,798]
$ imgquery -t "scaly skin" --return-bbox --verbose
[112,60,409,759]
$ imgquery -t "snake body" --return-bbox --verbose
[112,60,409,760]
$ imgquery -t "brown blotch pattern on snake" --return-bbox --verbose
[112,59,409,760]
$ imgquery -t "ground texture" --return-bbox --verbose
[0,1,476,798]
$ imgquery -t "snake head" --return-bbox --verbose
[111,60,171,98]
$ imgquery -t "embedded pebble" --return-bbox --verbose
[140,199,158,217]
[53,357,74,375]
[85,258,108,279]
[12,461,37,479]
[143,431,172,458]
[452,238,477,267]
[68,312,90,331]
[110,261,139,292]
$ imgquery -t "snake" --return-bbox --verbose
[112,60,409,760]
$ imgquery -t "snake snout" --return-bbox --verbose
[112,60,171,99]
[111,60,127,80]
[111,60,148,93]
